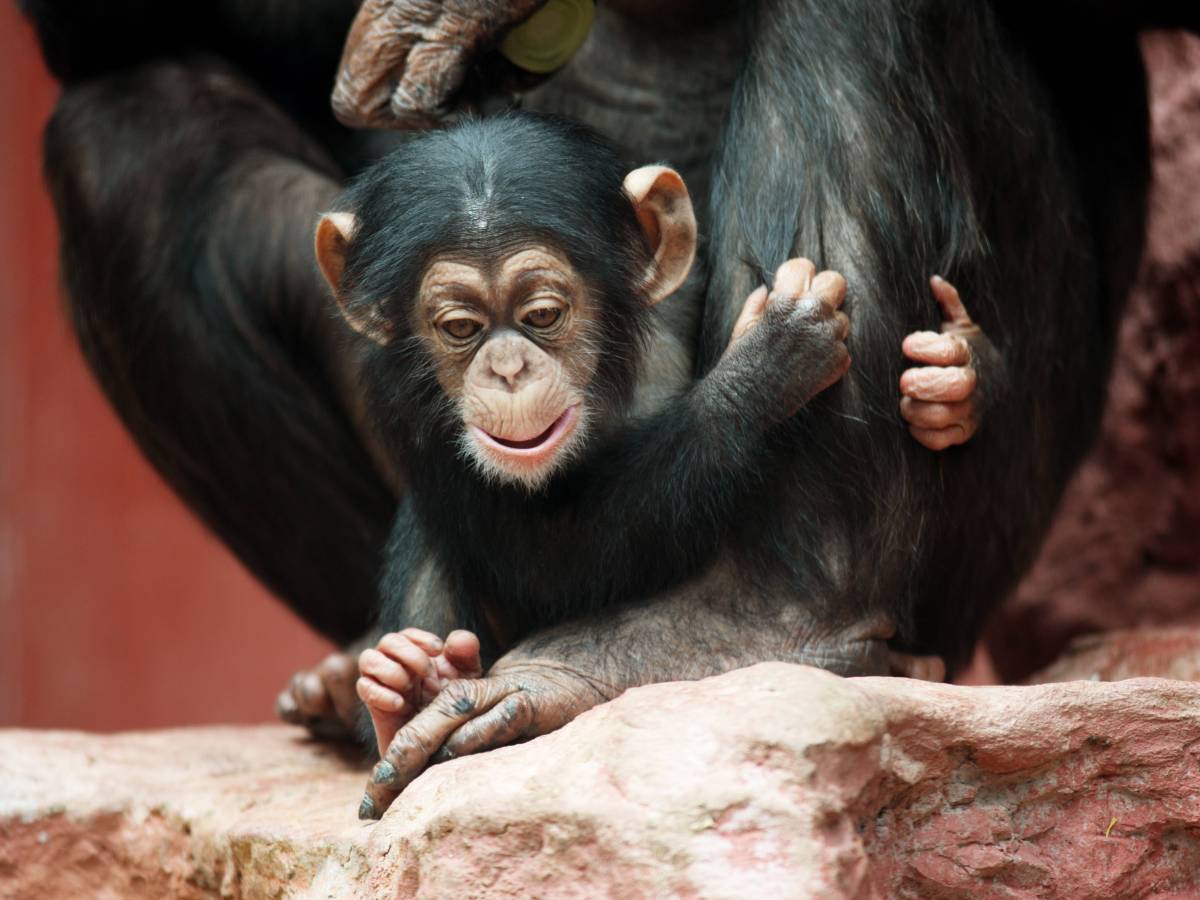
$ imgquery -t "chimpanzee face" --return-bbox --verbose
[415,245,601,487]
[315,149,697,490]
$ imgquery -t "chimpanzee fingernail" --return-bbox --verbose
[373,761,397,785]
[358,794,378,820]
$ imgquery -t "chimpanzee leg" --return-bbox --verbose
[696,0,1145,671]
[43,58,397,645]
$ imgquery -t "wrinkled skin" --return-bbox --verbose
[359,656,610,819]
[901,277,998,450]
[358,627,484,757]
[275,648,364,740]
[331,0,547,128]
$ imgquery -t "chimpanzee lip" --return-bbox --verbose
[471,406,579,460]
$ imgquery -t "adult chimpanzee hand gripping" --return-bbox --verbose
[23,0,1174,819]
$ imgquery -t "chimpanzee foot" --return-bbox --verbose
[900,276,994,450]
[276,651,362,740]
[357,628,483,758]
[359,659,613,820]
[789,615,945,681]
[887,650,947,682]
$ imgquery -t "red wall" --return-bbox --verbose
[0,9,333,731]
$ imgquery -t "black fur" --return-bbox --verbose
[22,0,1189,674]
[39,59,394,645]
[345,114,839,653]
[698,0,1149,667]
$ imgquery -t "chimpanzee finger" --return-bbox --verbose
[909,423,973,451]
[772,258,816,299]
[901,331,970,367]
[899,397,973,430]
[833,311,850,341]
[277,667,336,724]
[888,650,947,682]
[275,687,304,724]
[356,674,405,714]
[391,42,472,122]
[810,270,848,310]
[400,627,444,655]
[294,670,335,718]
[442,630,484,679]
[359,678,513,820]
[331,1,421,128]
[730,285,770,343]
[358,648,413,695]
[435,691,537,762]
[375,633,433,682]
[316,652,362,730]
[930,275,972,327]
[899,366,976,403]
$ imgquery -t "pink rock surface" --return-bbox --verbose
[1031,627,1200,684]
[4,665,1200,898]
[989,31,1200,681]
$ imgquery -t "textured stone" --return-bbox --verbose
[1030,627,1200,684]
[989,30,1200,681]
[4,664,1200,899]
[0,727,370,899]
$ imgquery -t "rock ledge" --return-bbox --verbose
[3,664,1200,899]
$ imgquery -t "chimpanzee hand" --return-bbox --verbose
[332,0,546,128]
[357,628,483,758]
[900,276,997,450]
[275,651,362,741]
[357,657,614,820]
[720,257,851,421]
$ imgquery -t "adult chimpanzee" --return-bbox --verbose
[22,0,1187,814]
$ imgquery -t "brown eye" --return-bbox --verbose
[523,306,562,329]
[441,318,482,340]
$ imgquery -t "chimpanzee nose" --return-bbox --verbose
[490,350,526,388]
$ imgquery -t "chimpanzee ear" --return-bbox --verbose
[315,212,394,345]
[623,166,697,305]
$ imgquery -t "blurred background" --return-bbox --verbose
[0,5,331,729]
[3,7,1199,730]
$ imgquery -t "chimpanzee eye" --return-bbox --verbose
[441,318,482,340]
[523,306,562,329]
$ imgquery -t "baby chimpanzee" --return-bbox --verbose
[313,113,981,802]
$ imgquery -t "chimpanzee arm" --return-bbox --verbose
[579,263,849,562]
[43,57,397,645]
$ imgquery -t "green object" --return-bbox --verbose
[499,0,595,74]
